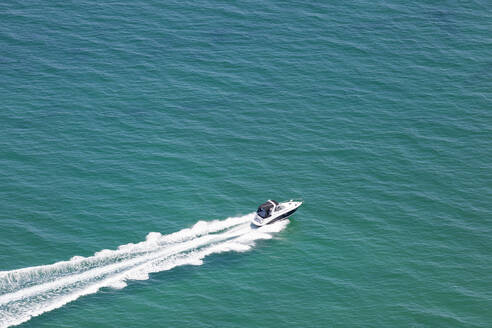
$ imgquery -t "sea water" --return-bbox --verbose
[0,1,491,327]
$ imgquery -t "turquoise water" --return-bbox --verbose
[1,0,491,327]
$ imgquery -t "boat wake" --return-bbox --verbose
[0,213,289,328]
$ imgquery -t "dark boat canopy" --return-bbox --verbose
[256,200,279,218]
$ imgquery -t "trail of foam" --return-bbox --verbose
[0,214,252,294]
[0,214,288,328]
[0,220,252,305]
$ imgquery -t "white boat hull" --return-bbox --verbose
[252,201,303,227]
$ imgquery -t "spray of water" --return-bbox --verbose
[0,213,289,327]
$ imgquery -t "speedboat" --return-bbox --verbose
[251,199,303,227]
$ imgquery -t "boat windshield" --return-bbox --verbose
[257,208,270,218]
[256,200,278,218]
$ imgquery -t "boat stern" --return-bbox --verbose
[251,214,265,227]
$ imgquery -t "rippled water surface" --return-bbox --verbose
[1,1,491,327]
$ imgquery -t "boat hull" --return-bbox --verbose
[265,208,298,225]
[251,201,302,227]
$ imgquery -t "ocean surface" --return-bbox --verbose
[1,1,491,327]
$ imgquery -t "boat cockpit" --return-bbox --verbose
[256,200,279,218]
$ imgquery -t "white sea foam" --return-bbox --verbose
[0,213,289,328]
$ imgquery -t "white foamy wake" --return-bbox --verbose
[0,213,289,328]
